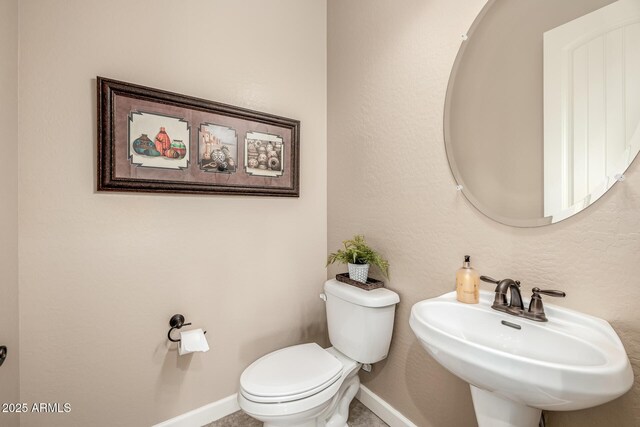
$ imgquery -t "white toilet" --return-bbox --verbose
[238,278,400,427]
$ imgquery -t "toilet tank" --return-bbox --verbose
[323,279,400,364]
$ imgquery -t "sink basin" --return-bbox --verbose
[409,290,633,427]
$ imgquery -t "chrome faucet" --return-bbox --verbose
[480,275,566,322]
[480,276,524,311]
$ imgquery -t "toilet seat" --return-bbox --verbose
[240,343,343,403]
[238,346,362,423]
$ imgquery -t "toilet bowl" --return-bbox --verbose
[239,344,361,427]
[238,279,400,427]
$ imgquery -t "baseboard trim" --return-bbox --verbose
[356,384,418,427]
[152,384,415,427]
[152,393,239,427]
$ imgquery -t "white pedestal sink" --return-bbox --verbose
[409,290,633,427]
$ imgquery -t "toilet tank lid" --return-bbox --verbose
[324,279,400,307]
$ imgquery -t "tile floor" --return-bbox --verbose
[204,399,388,427]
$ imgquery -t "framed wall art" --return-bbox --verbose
[97,77,300,197]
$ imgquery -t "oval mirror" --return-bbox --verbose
[445,0,640,226]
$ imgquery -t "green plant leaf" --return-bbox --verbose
[326,234,389,278]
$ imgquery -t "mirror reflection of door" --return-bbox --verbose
[445,0,640,226]
[544,0,640,220]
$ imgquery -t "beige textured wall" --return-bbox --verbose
[0,0,20,426]
[328,1,639,426]
[18,1,326,426]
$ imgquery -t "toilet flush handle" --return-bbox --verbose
[319,293,327,302]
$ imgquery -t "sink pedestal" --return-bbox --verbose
[471,386,541,427]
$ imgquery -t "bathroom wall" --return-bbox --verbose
[328,1,640,426]
[18,1,327,426]
[0,0,20,426]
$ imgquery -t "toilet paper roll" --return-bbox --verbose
[178,328,210,356]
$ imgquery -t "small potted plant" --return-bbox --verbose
[326,235,389,283]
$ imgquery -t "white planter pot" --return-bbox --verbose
[348,263,369,283]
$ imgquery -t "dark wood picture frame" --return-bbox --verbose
[97,77,300,197]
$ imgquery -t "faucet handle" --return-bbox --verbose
[532,288,565,298]
[480,275,499,284]
[527,287,566,321]
[480,276,521,287]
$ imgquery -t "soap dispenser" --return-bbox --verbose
[456,255,479,304]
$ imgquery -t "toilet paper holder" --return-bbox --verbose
[167,314,207,343]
